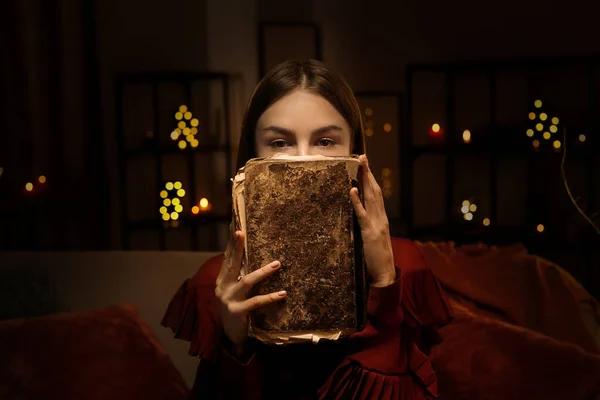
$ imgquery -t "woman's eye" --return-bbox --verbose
[270,140,288,148]
[318,138,335,147]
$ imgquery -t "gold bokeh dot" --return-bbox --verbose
[540,113,547,121]
[174,181,182,190]
[528,112,536,120]
[179,105,188,113]
[543,132,551,140]
[536,123,543,131]
[177,189,185,197]
[462,130,471,142]
[160,190,168,198]
[552,117,559,125]
[166,182,174,190]
[483,218,491,226]
[178,121,186,129]
[550,125,557,133]
[191,118,199,127]
[383,123,392,132]
[579,134,586,142]
[25,182,33,191]
[184,111,192,120]
[178,140,187,149]
[534,100,542,108]
[537,224,544,233]
[526,129,534,137]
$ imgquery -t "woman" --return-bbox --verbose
[162,59,453,399]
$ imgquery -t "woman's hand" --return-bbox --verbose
[215,229,287,350]
[350,154,397,287]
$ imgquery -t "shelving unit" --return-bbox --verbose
[115,72,234,251]
[402,55,600,295]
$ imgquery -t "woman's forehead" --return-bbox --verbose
[256,90,349,132]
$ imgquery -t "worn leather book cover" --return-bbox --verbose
[232,155,367,345]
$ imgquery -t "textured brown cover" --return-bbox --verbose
[233,155,366,345]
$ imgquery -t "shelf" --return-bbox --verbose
[124,144,231,158]
[410,142,595,160]
[129,213,231,231]
[409,223,596,251]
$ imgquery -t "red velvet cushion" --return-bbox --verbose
[0,304,188,400]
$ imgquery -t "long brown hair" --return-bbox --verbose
[236,59,366,170]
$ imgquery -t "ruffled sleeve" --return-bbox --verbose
[318,238,453,400]
[160,255,224,362]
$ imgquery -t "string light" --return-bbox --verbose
[383,123,392,132]
[381,168,393,198]
[461,199,476,221]
[462,130,471,144]
[483,218,491,226]
[553,140,561,149]
[528,112,536,120]
[534,100,542,108]
[171,105,200,149]
[579,134,586,142]
[160,181,185,222]
[536,224,545,233]
[526,129,534,137]
[432,123,440,133]
[543,132,551,140]
[25,182,33,192]
[192,198,212,214]
[38,175,46,184]
[532,139,540,148]
[539,113,547,121]
[552,117,559,125]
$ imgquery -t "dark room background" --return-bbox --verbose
[1,0,599,293]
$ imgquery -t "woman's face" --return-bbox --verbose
[255,90,352,158]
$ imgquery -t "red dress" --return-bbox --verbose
[162,238,453,399]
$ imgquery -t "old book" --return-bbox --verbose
[232,154,367,345]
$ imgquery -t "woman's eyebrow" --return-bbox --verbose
[261,126,295,136]
[311,125,344,135]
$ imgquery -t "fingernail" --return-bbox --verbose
[271,261,281,269]
[277,290,287,296]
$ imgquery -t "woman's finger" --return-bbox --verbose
[350,187,371,230]
[223,231,245,282]
[235,260,282,295]
[238,290,288,313]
